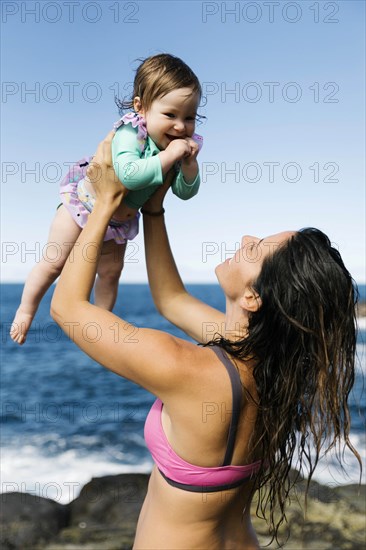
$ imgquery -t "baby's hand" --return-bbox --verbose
[181,137,200,166]
[159,137,200,176]
[166,138,191,162]
[180,137,199,184]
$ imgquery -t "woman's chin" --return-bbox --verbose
[214,263,223,282]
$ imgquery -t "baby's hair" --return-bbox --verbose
[115,53,204,119]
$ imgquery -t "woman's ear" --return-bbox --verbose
[133,96,144,115]
[240,287,262,312]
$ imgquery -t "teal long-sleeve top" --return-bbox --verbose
[112,123,200,210]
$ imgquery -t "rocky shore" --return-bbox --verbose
[357,301,366,318]
[1,472,364,549]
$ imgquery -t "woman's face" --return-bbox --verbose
[216,231,296,300]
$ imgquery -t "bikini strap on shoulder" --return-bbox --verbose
[211,345,243,466]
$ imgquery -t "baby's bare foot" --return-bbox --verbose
[10,308,35,345]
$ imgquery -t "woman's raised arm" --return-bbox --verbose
[142,182,225,344]
[50,134,199,401]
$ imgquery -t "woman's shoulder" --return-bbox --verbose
[163,341,255,385]
[166,342,255,400]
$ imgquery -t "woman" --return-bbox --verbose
[51,133,361,549]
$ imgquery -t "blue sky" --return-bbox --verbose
[1,0,365,282]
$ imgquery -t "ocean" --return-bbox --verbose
[1,283,365,504]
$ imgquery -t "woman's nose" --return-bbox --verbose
[241,235,258,247]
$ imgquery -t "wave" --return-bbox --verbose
[1,444,154,504]
[2,429,364,505]
[300,432,365,488]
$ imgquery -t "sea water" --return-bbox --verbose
[1,284,365,504]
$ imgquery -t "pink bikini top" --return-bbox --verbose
[144,345,262,492]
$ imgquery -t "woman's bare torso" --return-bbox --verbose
[133,348,261,549]
[134,467,260,550]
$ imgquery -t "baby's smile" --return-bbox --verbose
[165,134,185,142]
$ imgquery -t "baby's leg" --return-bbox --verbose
[94,240,127,310]
[10,206,81,344]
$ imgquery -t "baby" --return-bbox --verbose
[10,53,203,344]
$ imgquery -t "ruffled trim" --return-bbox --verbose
[114,112,147,153]
[59,158,140,244]
[191,133,203,152]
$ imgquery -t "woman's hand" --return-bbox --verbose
[86,131,128,211]
[142,167,176,213]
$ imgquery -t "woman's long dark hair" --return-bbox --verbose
[206,228,362,545]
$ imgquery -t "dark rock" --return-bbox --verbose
[47,473,149,548]
[357,301,366,317]
[0,492,69,549]
[68,473,148,527]
[253,475,366,549]
[2,473,364,549]
[333,483,366,514]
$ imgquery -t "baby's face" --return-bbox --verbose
[139,88,200,150]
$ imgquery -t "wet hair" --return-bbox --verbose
[115,53,203,116]
[206,227,361,545]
